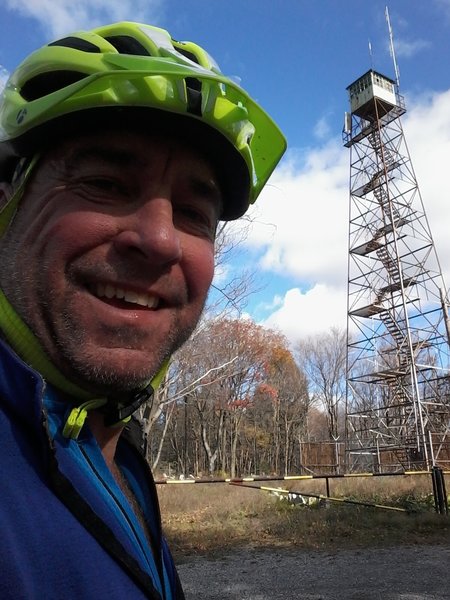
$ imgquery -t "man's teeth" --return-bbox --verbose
[95,283,159,308]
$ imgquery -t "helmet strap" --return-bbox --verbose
[102,357,169,426]
[0,287,92,401]
[0,155,40,236]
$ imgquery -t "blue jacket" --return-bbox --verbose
[0,339,184,599]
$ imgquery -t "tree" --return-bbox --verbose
[252,344,310,475]
[148,317,311,478]
[295,327,347,441]
[186,319,281,477]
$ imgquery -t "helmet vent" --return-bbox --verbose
[48,37,101,53]
[104,35,152,56]
[185,77,202,116]
[20,71,87,101]
[175,47,200,65]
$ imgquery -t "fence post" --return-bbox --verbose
[431,466,448,515]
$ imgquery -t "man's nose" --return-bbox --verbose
[113,197,182,265]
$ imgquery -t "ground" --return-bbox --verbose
[177,544,450,600]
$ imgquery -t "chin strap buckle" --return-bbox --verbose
[62,398,107,440]
[103,384,155,428]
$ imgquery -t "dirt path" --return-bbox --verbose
[177,544,450,599]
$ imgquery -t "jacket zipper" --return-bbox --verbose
[78,444,167,599]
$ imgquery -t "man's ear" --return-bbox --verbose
[0,183,12,210]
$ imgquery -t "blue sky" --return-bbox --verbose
[2,0,450,342]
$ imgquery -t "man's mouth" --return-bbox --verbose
[93,283,160,309]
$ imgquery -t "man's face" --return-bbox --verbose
[0,130,222,393]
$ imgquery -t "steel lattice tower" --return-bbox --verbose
[343,70,450,472]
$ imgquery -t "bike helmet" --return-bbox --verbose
[0,21,286,220]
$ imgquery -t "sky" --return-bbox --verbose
[1,0,450,344]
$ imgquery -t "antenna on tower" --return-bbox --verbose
[385,5,400,88]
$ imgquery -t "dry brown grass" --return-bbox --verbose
[157,474,450,558]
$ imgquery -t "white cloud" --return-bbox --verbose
[243,87,450,341]
[262,284,347,341]
[0,66,9,94]
[404,88,450,285]
[313,115,332,140]
[245,140,349,289]
[211,261,231,287]
[4,0,163,38]
[256,294,284,313]
[394,37,430,59]
[434,0,450,21]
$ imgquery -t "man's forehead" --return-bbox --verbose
[38,129,223,212]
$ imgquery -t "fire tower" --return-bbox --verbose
[343,70,450,472]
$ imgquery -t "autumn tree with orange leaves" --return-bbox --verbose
[145,318,311,477]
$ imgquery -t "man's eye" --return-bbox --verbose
[84,178,125,194]
[175,205,216,237]
[181,206,208,223]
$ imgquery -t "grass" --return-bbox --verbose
[157,474,450,558]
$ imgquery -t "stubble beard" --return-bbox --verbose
[0,242,203,397]
[53,304,199,395]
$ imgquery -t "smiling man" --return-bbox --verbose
[0,22,286,600]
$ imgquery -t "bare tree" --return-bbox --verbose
[207,218,262,318]
[295,327,347,441]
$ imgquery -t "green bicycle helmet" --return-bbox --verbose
[0,21,286,220]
